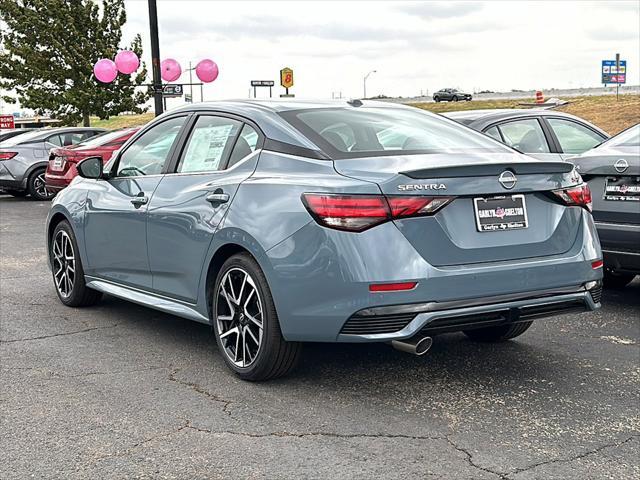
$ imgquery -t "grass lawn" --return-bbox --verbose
[411,94,640,135]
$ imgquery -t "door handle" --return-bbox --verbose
[205,192,230,205]
[130,195,149,206]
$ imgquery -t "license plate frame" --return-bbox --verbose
[604,176,640,202]
[52,156,63,170]
[473,194,529,232]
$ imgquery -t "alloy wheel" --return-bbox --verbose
[52,230,75,298]
[34,172,52,199]
[216,267,264,368]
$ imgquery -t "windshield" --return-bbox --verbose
[602,124,640,148]
[0,129,46,147]
[78,128,134,148]
[280,107,512,159]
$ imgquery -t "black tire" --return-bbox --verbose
[603,270,635,289]
[212,253,301,381]
[434,97,440,103]
[6,189,27,197]
[463,321,533,342]
[27,167,55,201]
[50,220,103,307]
[452,96,459,102]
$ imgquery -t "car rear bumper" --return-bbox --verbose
[338,282,600,341]
[266,210,602,342]
[45,166,76,192]
[595,221,640,273]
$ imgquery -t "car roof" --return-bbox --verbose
[170,98,410,115]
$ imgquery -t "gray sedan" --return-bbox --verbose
[571,124,640,288]
[0,127,104,199]
[443,109,608,161]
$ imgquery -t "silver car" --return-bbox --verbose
[0,127,104,199]
[571,124,640,288]
[443,109,608,161]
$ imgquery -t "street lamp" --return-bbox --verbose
[363,70,376,99]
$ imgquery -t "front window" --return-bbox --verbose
[280,107,511,158]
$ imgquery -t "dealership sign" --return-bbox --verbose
[602,59,627,84]
[0,114,15,129]
[162,84,184,97]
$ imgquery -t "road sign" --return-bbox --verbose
[602,59,627,84]
[280,68,294,89]
[250,80,274,87]
[162,84,184,97]
[0,114,15,129]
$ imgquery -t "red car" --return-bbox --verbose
[45,127,140,193]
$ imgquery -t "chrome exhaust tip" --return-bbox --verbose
[390,336,433,356]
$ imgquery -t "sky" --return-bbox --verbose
[119,0,640,106]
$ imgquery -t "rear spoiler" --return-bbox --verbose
[401,162,573,179]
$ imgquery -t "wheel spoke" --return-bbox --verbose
[226,274,238,304]
[219,326,238,340]
[220,286,235,316]
[245,325,260,346]
[245,312,262,329]
[237,272,247,305]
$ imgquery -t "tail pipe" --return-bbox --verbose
[390,335,433,356]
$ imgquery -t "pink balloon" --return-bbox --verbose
[93,59,117,83]
[161,58,182,82]
[115,50,139,74]
[195,59,219,83]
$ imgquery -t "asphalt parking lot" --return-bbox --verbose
[1,195,638,479]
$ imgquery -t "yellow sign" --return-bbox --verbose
[280,67,294,89]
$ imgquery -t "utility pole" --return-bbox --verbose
[363,70,376,99]
[148,0,163,116]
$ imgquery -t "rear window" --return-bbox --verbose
[0,129,46,146]
[78,129,133,148]
[603,124,640,148]
[280,107,511,159]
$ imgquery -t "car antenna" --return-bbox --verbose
[347,99,363,107]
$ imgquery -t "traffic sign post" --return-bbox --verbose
[280,67,294,97]
[250,80,275,98]
[0,114,15,129]
[602,54,626,100]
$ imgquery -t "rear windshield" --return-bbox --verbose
[78,128,133,148]
[602,124,640,148]
[0,129,46,146]
[280,107,511,159]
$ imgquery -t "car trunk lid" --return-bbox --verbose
[333,152,585,266]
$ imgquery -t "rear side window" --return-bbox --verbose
[484,126,502,142]
[227,124,260,168]
[280,107,510,159]
[547,118,603,154]
[496,119,550,153]
[177,116,241,173]
[47,135,63,146]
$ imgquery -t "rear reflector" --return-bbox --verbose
[591,260,603,269]
[552,183,592,212]
[369,282,418,292]
[302,193,454,232]
[0,152,18,160]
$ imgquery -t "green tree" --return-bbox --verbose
[0,0,149,126]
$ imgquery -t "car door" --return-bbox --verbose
[543,117,606,161]
[486,118,561,161]
[147,114,263,303]
[83,115,189,289]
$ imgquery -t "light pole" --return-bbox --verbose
[363,70,376,99]
[147,0,163,116]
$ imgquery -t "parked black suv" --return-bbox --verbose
[433,88,472,102]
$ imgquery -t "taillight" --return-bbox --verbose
[301,193,454,232]
[552,183,592,212]
[0,151,18,160]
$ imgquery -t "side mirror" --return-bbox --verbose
[76,156,104,179]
